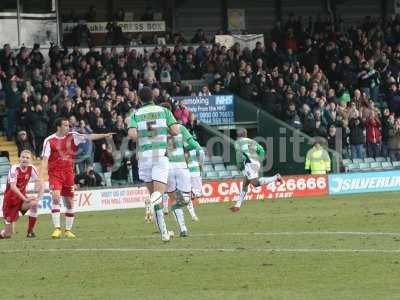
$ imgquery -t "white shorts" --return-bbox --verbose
[190,175,203,197]
[167,168,191,193]
[138,156,169,184]
[243,161,260,180]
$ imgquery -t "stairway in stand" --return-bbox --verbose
[0,136,19,164]
[0,136,41,169]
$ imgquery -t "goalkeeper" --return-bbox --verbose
[231,128,282,212]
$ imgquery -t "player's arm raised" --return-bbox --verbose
[181,126,204,163]
[127,112,138,140]
[166,108,180,136]
[87,133,115,141]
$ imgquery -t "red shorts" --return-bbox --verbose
[49,170,75,198]
[2,195,26,223]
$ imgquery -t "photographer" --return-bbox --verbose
[75,166,103,188]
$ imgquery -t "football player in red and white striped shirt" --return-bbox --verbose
[1,150,44,239]
[41,118,114,239]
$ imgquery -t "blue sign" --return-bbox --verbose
[175,95,235,125]
[328,171,400,195]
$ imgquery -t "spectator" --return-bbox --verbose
[388,117,400,162]
[16,130,34,156]
[285,102,302,129]
[348,110,365,159]
[28,104,48,157]
[173,99,190,125]
[75,119,94,173]
[192,29,207,43]
[100,143,114,172]
[4,79,21,140]
[75,166,103,188]
[198,85,212,96]
[71,21,92,47]
[106,22,126,45]
[381,109,392,157]
[365,111,382,158]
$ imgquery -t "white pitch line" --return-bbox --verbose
[1,247,400,254]
[2,231,400,244]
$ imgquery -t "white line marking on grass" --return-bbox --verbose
[2,248,400,254]
[1,231,400,244]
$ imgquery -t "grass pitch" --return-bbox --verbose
[1,193,400,299]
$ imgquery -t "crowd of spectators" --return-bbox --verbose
[4,13,400,181]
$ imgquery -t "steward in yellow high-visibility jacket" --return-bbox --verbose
[305,141,331,175]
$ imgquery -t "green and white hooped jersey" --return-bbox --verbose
[187,148,201,176]
[167,133,188,169]
[235,137,263,164]
[181,126,203,176]
[129,104,177,160]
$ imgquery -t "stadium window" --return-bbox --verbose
[20,0,52,14]
[0,0,17,12]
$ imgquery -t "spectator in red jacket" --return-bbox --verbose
[365,111,382,158]
[173,99,190,125]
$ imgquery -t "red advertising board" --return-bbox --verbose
[197,175,328,204]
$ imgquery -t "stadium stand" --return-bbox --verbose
[2,4,400,183]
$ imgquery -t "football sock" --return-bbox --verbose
[235,186,249,208]
[51,204,61,228]
[172,204,187,233]
[258,175,278,186]
[26,210,38,233]
[154,204,168,236]
[162,193,169,210]
[151,192,168,236]
[65,209,75,231]
[186,200,197,219]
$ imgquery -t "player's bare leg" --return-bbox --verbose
[50,191,62,239]
[64,196,76,238]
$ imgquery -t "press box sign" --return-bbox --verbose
[62,21,166,34]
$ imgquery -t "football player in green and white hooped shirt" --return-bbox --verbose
[183,133,204,221]
[231,128,283,212]
[128,87,180,242]
[162,124,203,222]
[163,124,200,237]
